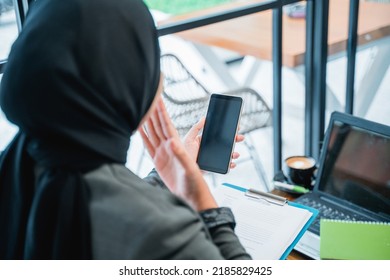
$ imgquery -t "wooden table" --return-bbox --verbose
[160,0,390,68]
[159,0,390,115]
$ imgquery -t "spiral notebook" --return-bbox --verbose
[320,219,390,260]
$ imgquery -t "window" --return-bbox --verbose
[0,1,19,150]
[0,0,18,62]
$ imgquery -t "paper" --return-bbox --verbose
[212,185,313,259]
[320,219,390,260]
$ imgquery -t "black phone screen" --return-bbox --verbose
[196,94,243,174]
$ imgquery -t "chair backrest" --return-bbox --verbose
[161,54,212,100]
[160,54,211,136]
[160,53,272,137]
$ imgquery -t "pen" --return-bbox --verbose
[246,188,287,206]
[273,181,309,194]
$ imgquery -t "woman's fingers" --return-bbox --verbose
[145,118,160,147]
[138,126,155,158]
[229,152,240,169]
[236,134,245,143]
[185,117,205,140]
[151,104,166,141]
[170,138,196,172]
[229,135,243,169]
[157,99,179,139]
[139,98,182,160]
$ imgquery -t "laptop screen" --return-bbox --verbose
[317,116,390,218]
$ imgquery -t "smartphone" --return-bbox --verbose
[196,94,243,174]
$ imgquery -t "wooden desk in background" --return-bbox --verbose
[161,0,390,67]
[160,0,390,116]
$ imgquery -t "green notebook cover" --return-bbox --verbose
[320,219,390,260]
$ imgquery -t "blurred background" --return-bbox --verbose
[1,0,389,192]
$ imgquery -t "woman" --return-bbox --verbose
[0,0,250,259]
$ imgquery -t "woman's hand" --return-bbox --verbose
[183,118,245,169]
[138,98,217,211]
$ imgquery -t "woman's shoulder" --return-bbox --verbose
[84,163,148,189]
[83,164,209,259]
[84,163,200,226]
[84,163,173,209]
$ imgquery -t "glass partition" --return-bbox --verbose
[145,0,270,22]
[324,0,390,126]
[0,74,18,151]
[144,0,236,16]
[0,1,18,149]
[0,0,18,62]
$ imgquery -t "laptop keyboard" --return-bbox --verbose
[296,196,370,235]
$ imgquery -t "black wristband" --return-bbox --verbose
[199,207,236,230]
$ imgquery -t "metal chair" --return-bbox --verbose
[139,54,272,190]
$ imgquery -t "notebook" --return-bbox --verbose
[293,112,390,259]
[212,183,318,260]
[320,219,390,260]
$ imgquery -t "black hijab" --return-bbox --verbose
[0,0,160,259]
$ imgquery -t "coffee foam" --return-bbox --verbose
[286,156,315,169]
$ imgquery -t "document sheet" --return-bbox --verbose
[212,186,313,259]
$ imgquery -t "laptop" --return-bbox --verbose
[293,111,390,259]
